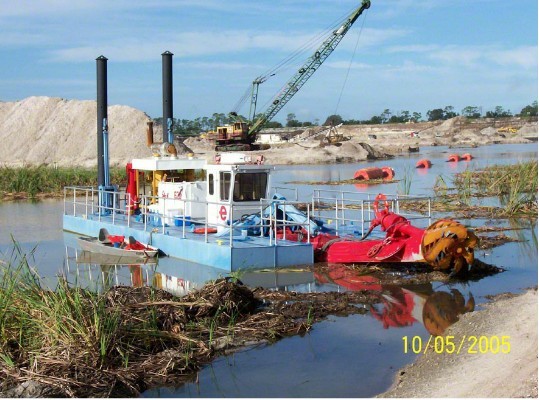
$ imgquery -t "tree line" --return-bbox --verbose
[155,101,537,136]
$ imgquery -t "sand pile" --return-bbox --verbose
[480,126,498,136]
[518,123,538,134]
[0,97,153,167]
[259,140,390,164]
[0,97,535,168]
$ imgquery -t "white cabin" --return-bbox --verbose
[131,153,271,230]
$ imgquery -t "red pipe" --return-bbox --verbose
[125,162,139,215]
[354,167,395,180]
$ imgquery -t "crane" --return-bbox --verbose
[215,0,371,151]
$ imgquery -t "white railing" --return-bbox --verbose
[63,186,314,248]
[64,186,431,246]
[311,189,432,236]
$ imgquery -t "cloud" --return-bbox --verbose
[485,46,538,69]
[386,44,440,54]
[47,26,404,64]
[383,43,537,70]
[0,0,231,18]
[428,45,538,69]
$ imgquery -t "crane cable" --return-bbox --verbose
[260,7,354,79]
[231,5,360,115]
[333,11,368,116]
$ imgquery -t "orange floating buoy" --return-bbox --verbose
[354,167,395,180]
[447,154,460,162]
[415,159,432,168]
[193,227,218,234]
[461,153,473,161]
[381,166,395,180]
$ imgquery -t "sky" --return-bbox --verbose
[0,0,537,124]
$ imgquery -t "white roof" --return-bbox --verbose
[131,157,206,171]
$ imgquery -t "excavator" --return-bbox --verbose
[215,0,372,152]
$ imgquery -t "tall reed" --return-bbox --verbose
[0,165,126,199]
[398,166,413,196]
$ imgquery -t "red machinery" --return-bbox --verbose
[311,194,478,275]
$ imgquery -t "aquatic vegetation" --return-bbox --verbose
[0,165,127,201]
[0,248,378,397]
[397,166,413,196]
[453,161,538,216]
[420,161,538,218]
[433,174,449,197]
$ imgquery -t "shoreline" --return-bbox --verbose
[378,287,538,398]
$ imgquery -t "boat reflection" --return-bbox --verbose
[315,263,475,335]
[66,250,158,293]
[67,249,317,297]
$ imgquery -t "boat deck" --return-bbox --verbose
[63,186,431,272]
[63,208,313,272]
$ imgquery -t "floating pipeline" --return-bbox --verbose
[447,153,473,162]
[415,159,432,169]
[354,166,395,180]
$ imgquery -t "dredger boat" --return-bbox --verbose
[63,50,477,274]
[64,136,478,274]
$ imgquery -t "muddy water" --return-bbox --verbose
[0,143,537,397]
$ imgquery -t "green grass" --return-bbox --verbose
[428,161,538,217]
[397,166,413,196]
[453,161,537,196]
[453,161,537,215]
[0,165,126,200]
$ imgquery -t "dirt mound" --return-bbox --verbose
[480,126,498,136]
[519,123,538,134]
[0,96,153,167]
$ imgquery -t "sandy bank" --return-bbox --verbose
[1,97,537,167]
[380,288,538,398]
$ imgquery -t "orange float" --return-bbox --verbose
[381,166,395,180]
[415,159,432,168]
[447,154,460,162]
[354,167,395,180]
[461,153,473,161]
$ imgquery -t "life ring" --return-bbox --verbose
[193,227,218,234]
[373,193,389,214]
[415,159,432,168]
[461,153,473,161]
[447,154,460,162]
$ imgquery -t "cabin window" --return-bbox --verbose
[233,172,268,202]
[208,173,214,195]
[220,172,231,201]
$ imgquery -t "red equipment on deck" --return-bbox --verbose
[311,194,478,275]
[125,162,140,215]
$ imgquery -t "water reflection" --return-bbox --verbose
[68,251,201,297]
[69,248,479,337]
[315,263,475,335]
[65,250,158,293]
